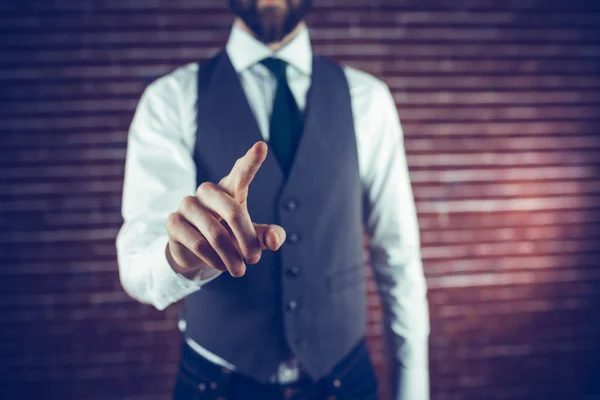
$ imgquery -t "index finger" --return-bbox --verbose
[221,141,268,194]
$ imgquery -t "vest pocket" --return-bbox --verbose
[326,266,365,293]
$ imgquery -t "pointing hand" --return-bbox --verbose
[166,141,286,277]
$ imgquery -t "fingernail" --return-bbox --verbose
[248,252,261,264]
[275,230,284,245]
[231,265,246,277]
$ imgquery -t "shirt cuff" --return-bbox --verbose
[149,235,222,310]
[394,366,430,400]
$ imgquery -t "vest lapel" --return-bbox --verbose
[196,52,332,195]
[280,56,333,194]
[199,51,284,185]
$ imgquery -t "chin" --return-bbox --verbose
[231,0,311,44]
[256,13,288,42]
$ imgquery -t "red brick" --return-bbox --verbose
[2,2,600,400]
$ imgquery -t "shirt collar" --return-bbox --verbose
[225,20,313,76]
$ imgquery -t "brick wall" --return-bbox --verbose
[1,0,600,399]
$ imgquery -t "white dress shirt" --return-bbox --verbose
[116,21,430,400]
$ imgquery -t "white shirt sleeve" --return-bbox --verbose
[360,81,431,400]
[116,74,221,311]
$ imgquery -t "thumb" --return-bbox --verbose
[254,223,286,251]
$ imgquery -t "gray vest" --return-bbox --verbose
[185,51,366,383]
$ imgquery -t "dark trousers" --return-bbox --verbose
[172,338,379,400]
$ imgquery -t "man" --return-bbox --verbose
[116,0,430,399]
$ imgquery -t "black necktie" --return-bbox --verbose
[259,57,304,178]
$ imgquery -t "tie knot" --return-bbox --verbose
[260,57,288,81]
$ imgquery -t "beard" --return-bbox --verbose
[229,0,312,44]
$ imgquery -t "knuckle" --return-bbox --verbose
[180,195,197,212]
[190,238,207,256]
[206,224,223,241]
[197,181,215,196]
[222,203,242,222]
[166,213,183,231]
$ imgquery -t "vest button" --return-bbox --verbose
[286,300,298,311]
[283,199,299,211]
[287,232,300,244]
[286,266,300,277]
